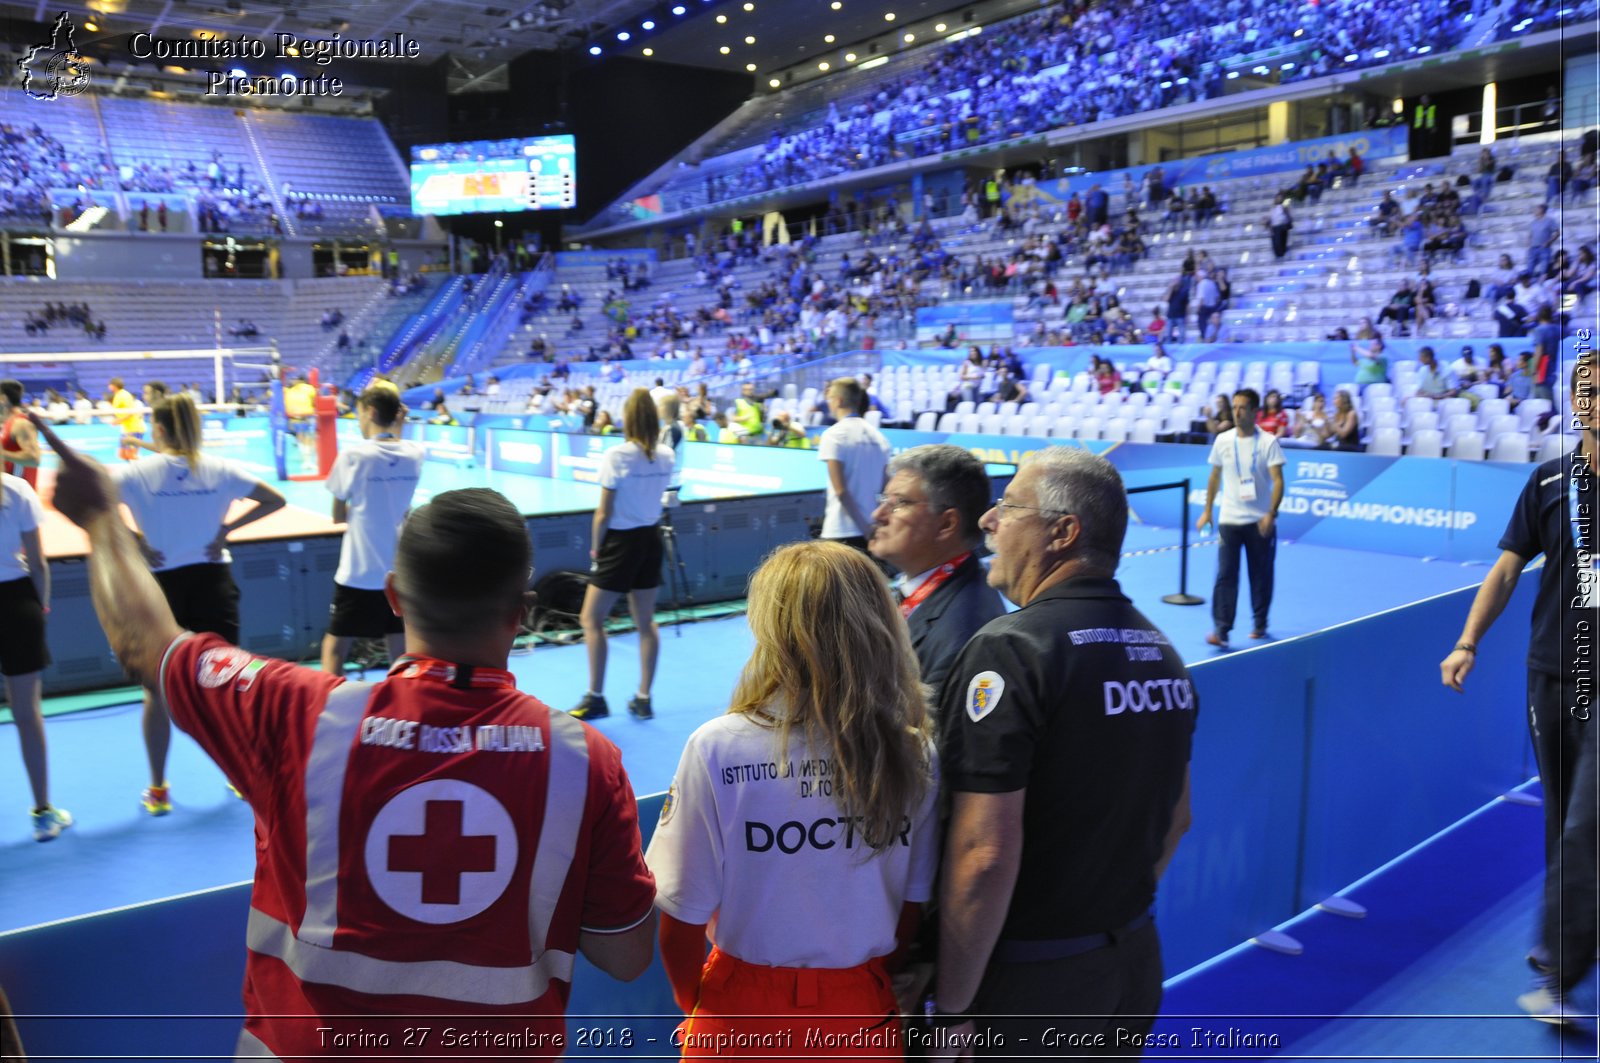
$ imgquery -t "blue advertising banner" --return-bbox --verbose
[678,440,829,498]
[1037,127,1411,202]
[552,432,623,484]
[915,301,1014,345]
[473,412,586,433]
[554,249,659,267]
[415,423,474,466]
[482,428,555,478]
[875,432,1525,562]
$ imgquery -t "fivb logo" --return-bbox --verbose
[1295,461,1343,484]
[18,13,93,100]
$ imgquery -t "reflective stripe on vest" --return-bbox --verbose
[301,680,374,946]
[261,677,588,1003]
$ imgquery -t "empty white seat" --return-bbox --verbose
[1482,414,1520,444]
[954,400,976,416]
[1518,399,1555,431]
[1101,419,1130,442]
[976,401,997,416]
[1130,420,1158,444]
[980,413,1007,434]
[1536,433,1576,462]
[1410,428,1444,458]
[1449,430,1485,460]
[1025,420,1054,437]
[1476,398,1511,426]
[1368,427,1403,455]
[1442,413,1478,445]
[915,412,938,431]
[1053,416,1081,438]
[1488,432,1531,462]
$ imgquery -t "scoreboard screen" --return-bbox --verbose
[409,135,576,216]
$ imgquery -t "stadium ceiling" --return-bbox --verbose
[592,0,1035,81]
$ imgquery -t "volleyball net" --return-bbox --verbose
[0,346,346,481]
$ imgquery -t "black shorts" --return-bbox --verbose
[590,525,663,593]
[0,576,50,677]
[327,583,403,638]
[154,563,241,644]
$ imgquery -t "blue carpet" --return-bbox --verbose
[1159,784,1598,1060]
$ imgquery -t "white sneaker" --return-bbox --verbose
[32,806,73,842]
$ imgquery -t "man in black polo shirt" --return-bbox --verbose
[869,444,1005,692]
[926,447,1195,1058]
[1440,354,1597,1026]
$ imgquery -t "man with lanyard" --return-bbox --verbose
[320,384,425,676]
[1440,355,1598,1025]
[927,447,1194,1057]
[1198,388,1285,648]
[108,377,145,462]
[0,381,40,488]
[32,414,657,1058]
[869,444,1005,692]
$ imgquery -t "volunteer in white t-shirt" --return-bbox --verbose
[112,394,285,814]
[0,466,70,841]
[647,541,937,1058]
[320,384,424,675]
[1197,387,1285,649]
[572,388,674,723]
[818,376,891,553]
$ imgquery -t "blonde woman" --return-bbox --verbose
[113,394,285,813]
[646,540,938,1058]
[571,389,673,721]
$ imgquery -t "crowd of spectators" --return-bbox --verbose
[678,0,1472,210]
[0,122,113,224]
[21,301,106,340]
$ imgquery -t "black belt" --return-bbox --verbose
[991,911,1153,964]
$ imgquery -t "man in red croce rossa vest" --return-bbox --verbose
[32,414,657,1058]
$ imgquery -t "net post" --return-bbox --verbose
[1161,477,1204,606]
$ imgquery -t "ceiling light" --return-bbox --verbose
[643,47,654,55]
[84,19,99,30]
[743,1,754,8]
[715,13,726,22]
[746,62,756,71]
[720,45,730,53]
[824,34,834,42]
[884,11,895,19]
[818,60,830,70]
[672,4,686,12]
[616,30,630,40]
[934,22,945,31]
[769,77,780,87]
[831,1,840,7]
[588,45,601,54]
[745,35,755,43]
[845,52,856,60]
[903,32,914,41]
[642,20,654,30]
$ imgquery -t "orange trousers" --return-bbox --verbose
[677,947,901,1060]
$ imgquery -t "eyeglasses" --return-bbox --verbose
[876,493,945,514]
[992,497,1071,518]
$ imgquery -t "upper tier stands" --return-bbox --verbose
[0,275,387,398]
[0,88,408,237]
[622,0,1549,217]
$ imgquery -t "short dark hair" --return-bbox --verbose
[1233,387,1261,413]
[145,380,169,399]
[394,489,531,638]
[0,379,22,406]
[359,385,402,427]
[888,444,992,544]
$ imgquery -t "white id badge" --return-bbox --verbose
[1238,479,1258,503]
